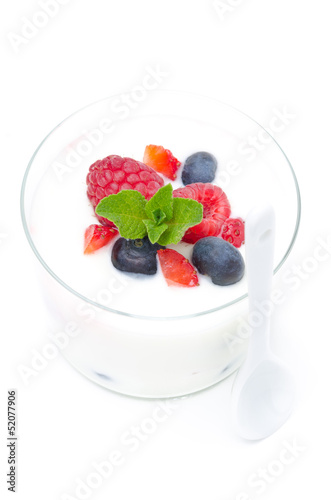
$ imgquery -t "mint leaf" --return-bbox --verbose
[96,190,148,239]
[157,198,203,245]
[145,184,173,222]
[143,219,168,244]
[94,185,203,246]
[151,208,167,226]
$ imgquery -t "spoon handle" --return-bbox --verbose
[245,203,276,358]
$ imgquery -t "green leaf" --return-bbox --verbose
[157,198,203,245]
[96,190,148,239]
[94,186,203,246]
[151,208,167,226]
[143,219,168,244]
[145,184,173,222]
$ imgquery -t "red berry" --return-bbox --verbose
[157,249,199,287]
[173,183,231,244]
[87,155,164,226]
[143,145,181,180]
[84,224,118,254]
[220,217,245,248]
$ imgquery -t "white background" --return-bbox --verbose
[1,0,330,499]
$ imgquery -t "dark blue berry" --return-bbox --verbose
[192,237,245,285]
[182,152,217,185]
[111,237,163,275]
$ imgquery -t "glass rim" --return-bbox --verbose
[20,90,301,321]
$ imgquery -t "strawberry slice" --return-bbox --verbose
[157,249,199,287]
[84,224,118,254]
[220,217,245,248]
[173,183,231,244]
[143,145,181,180]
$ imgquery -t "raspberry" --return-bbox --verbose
[220,217,245,248]
[143,145,181,180]
[173,183,231,244]
[87,155,164,226]
[157,249,199,287]
[84,225,118,254]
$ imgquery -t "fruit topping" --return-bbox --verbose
[157,249,199,287]
[111,237,163,275]
[182,151,217,185]
[84,224,118,254]
[192,236,245,285]
[86,155,164,226]
[173,183,231,243]
[143,145,181,180]
[220,217,245,248]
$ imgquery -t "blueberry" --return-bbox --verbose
[111,237,163,275]
[181,151,217,185]
[192,237,245,286]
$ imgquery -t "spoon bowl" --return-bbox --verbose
[232,354,295,440]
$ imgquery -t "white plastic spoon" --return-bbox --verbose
[231,203,295,440]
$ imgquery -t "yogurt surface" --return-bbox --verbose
[30,152,248,318]
[27,101,298,320]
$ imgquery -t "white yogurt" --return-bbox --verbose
[26,157,251,397]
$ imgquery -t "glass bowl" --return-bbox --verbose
[21,91,301,398]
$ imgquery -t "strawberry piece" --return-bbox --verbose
[173,183,231,244]
[84,224,118,254]
[220,217,245,248]
[143,145,181,180]
[157,249,199,287]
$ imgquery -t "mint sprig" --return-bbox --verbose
[95,184,203,245]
